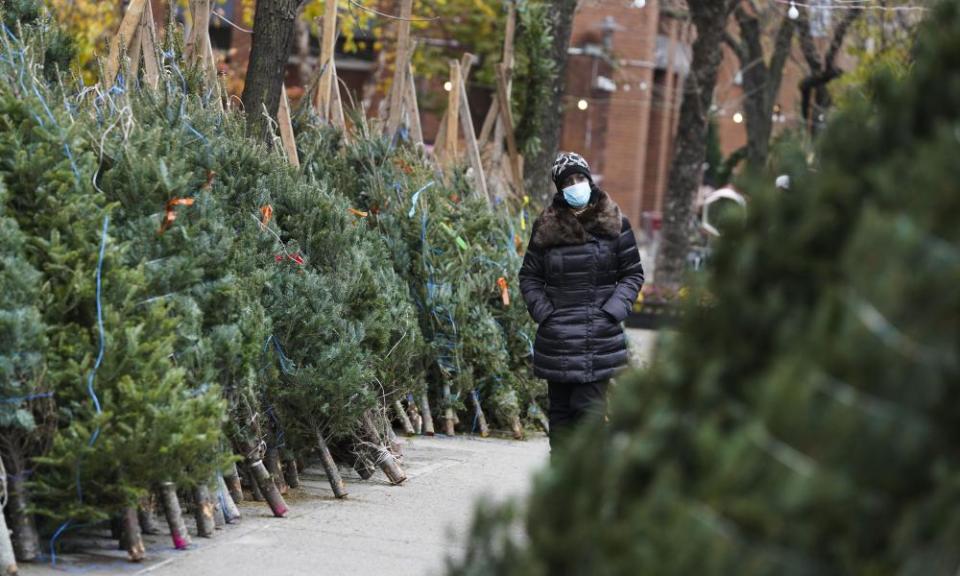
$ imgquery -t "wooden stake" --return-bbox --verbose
[445,61,461,164]
[329,58,347,133]
[278,84,300,168]
[193,484,216,538]
[316,429,348,498]
[103,0,147,89]
[140,3,160,89]
[158,482,192,550]
[457,64,489,200]
[495,64,525,198]
[404,64,424,147]
[435,54,475,160]
[385,0,413,136]
[395,399,416,436]
[315,0,339,117]
[478,92,499,150]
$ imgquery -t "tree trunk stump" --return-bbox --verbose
[510,415,524,440]
[7,474,38,562]
[119,507,145,562]
[316,430,348,499]
[193,485,216,538]
[361,412,407,485]
[248,459,289,517]
[353,454,376,480]
[217,474,242,524]
[283,457,300,489]
[442,383,456,436]
[244,462,264,501]
[158,482,192,550]
[420,393,435,435]
[0,507,18,575]
[223,462,244,505]
[264,447,288,495]
[394,399,416,436]
[137,495,163,535]
[471,390,490,437]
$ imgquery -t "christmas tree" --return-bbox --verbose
[448,1,960,574]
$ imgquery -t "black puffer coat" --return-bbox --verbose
[519,190,644,384]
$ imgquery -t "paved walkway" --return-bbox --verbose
[21,435,549,576]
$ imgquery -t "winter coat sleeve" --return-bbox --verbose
[519,234,555,324]
[601,216,644,323]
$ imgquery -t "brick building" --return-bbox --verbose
[559,0,810,228]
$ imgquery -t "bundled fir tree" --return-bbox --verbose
[0,180,48,568]
[448,1,960,575]
[0,15,225,559]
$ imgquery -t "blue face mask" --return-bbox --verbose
[562,181,592,208]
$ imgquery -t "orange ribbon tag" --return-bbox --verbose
[348,207,369,218]
[497,277,510,307]
[260,204,273,229]
[158,197,195,234]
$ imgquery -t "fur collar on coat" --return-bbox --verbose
[531,189,622,249]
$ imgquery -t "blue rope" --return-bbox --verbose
[408,181,434,218]
[0,391,54,404]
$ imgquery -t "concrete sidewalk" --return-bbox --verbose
[21,434,549,576]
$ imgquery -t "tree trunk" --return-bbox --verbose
[420,393,435,436]
[6,474,38,562]
[530,401,550,434]
[243,462,264,501]
[137,495,163,535]
[247,459,289,517]
[394,400,416,436]
[353,454,376,480]
[510,415,524,440]
[471,390,490,437]
[0,507,17,575]
[264,447,288,495]
[223,462,244,505]
[315,430,348,498]
[385,424,402,458]
[283,457,300,489]
[158,483,192,550]
[442,383,456,436]
[212,488,226,529]
[241,0,302,140]
[192,485,216,538]
[524,0,579,205]
[655,0,733,288]
[119,507,145,562]
[217,474,242,524]
[360,412,407,485]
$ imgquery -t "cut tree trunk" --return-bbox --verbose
[510,416,525,440]
[394,400,416,436]
[353,454,376,480]
[420,393,435,436]
[385,425,402,458]
[224,462,244,505]
[360,412,407,485]
[192,484,216,538]
[655,0,734,288]
[247,459,289,517]
[241,0,302,140]
[0,507,17,575]
[530,401,550,434]
[442,383,456,436]
[283,457,300,489]
[217,474,242,524]
[265,447,288,495]
[158,482,192,550]
[471,391,490,437]
[243,463,264,501]
[137,495,163,535]
[315,430,348,499]
[6,473,38,562]
[212,491,226,529]
[119,507,145,562]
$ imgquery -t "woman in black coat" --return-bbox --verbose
[519,152,644,449]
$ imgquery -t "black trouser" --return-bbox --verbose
[547,380,608,451]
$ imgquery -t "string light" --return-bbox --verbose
[777,0,928,14]
[577,99,589,111]
[443,81,453,92]
[733,112,744,124]
[788,1,800,19]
